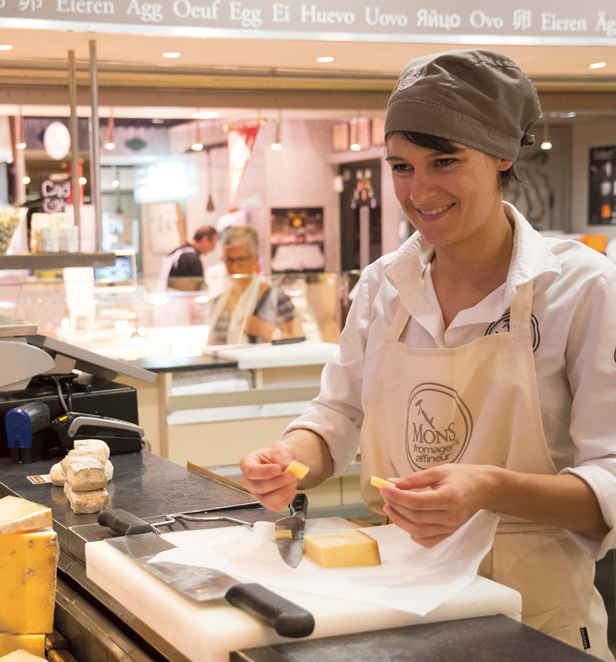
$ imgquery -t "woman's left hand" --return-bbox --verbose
[381,464,498,548]
[241,316,275,341]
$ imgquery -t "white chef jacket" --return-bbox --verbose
[287,203,616,559]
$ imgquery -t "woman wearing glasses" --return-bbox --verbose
[207,226,302,345]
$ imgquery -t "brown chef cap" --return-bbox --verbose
[385,49,541,161]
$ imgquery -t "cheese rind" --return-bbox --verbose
[0,529,57,634]
[74,438,110,462]
[66,448,107,466]
[49,463,65,487]
[370,475,395,489]
[285,461,310,480]
[0,634,45,658]
[104,460,114,482]
[63,483,109,514]
[60,456,107,492]
[303,530,381,568]
[0,497,52,534]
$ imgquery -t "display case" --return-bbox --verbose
[0,268,362,513]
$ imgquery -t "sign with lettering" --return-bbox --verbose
[1,0,615,44]
[228,125,259,208]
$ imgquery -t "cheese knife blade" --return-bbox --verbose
[275,493,308,568]
[98,508,314,638]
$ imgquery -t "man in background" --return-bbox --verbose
[163,225,218,291]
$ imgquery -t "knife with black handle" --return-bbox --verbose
[98,509,315,638]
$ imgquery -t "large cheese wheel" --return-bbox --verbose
[0,529,57,634]
[0,650,45,661]
[0,633,45,658]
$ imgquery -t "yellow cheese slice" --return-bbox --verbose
[0,650,44,661]
[275,529,293,539]
[370,476,395,489]
[0,634,45,658]
[0,530,57,634]
[304,529,381,568]
[285,461,310,480]
[0,497,52,534]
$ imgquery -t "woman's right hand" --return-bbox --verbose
[239,441,297,511]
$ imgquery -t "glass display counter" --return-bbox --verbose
[0,268,361,512]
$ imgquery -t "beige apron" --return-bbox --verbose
[359,280,613,660]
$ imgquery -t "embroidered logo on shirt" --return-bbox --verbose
[405,383,473,471]
[580,627,590,650]
[485,312,541,352]
[397,65,428,91]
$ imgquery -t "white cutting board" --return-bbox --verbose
[203,341,338,369]
[86,518,521,662]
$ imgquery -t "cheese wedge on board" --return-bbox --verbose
[0,634,45,658]
[0,497,52,534]
[0,529,57,634]
[304,530,381,568]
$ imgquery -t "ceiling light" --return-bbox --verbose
[79,176,87,185]
[195,295,209,304]
[541,114,552,150]
[16,106,26,149]
[192,111,220,119]
[22,176,30,185]
[163,52,181,59]
[270,109,282,151]
[350,111,362,151]
[0,45,13,51]
[589,62,607,69]
[105,111,115,150]
[112,179,120,188]
[191,115,203,151]
[317,56,334,63]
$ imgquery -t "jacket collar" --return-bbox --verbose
[383,203,562,318]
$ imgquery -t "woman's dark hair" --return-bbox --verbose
[386,131,519,192]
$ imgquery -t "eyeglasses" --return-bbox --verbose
[224,255,254,266]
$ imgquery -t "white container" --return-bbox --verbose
[60,226,79,253]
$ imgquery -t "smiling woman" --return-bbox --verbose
[239,49,616,662]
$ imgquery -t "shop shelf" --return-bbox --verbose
[0,253,116,270]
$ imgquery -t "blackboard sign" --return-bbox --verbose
[589,145,616,226]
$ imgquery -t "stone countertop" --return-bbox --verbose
[232,614,603,662]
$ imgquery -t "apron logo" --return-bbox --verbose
[397,65,427,91]
[485,312,540,352]
[405,383,473,471]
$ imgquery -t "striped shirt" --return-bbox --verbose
[209,285,295,345]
